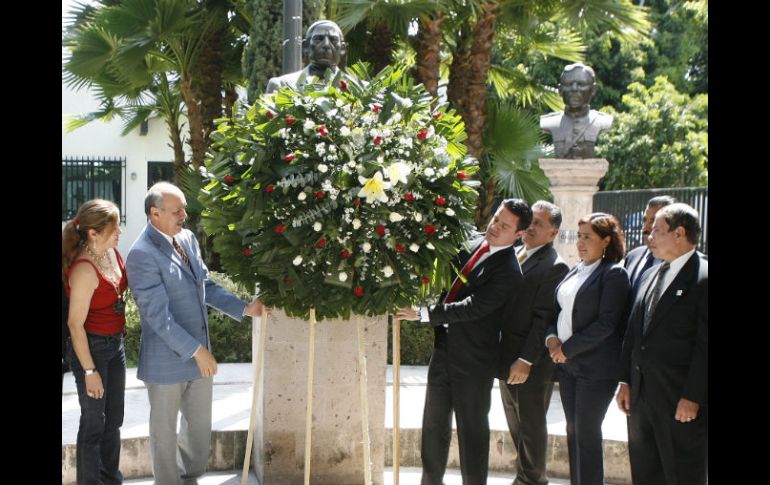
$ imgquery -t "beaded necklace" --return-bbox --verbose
[84,244,125,315]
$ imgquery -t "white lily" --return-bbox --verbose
[293,256,303,266]
[383,265,394,278]
[313,222,323,232]
[389,212,404,223]
[386,162,411,186]
[410,243,420,253]
[357,172,390,204]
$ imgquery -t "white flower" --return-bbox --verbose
[382,265,394,278]
[363,242,372,253]
[278,128,290,139]
[293,255,303,266]
[328,145,337,153]
[389,212,404,223]
[424,167,435,177]
[340,126,351,137]
[352,127,366,145]
[339,272,348,282]
[315,143,326,156]
[352,219,362,230]
[445,208,455,217]
[426,242,435,250]
[387,112,402,124]
[357,172,391,204]
[369,128,380,138]
[313,222,323,232]
[303,119,315,133]
[385,162,411,186]
[410,243,420,253]
[414,212,423,222]
[298,192,307,201]
[318,163,329,173]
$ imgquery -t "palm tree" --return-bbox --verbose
[63,0,252,170]
[335,0,650,226]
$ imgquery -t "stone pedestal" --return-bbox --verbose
[250,309,388,485]
[539,158,609,267]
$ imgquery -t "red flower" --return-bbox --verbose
[457,171,468,180]
[317,125,329,137]
[376,224,386,237]
[403,193,415,201]
[284,153,296,162]
[339,79,348,91]
[434,196,447,206]
[340,249,350,259]
[417,129,429,141]
[243,248,252,256]
[266,110,274,119]
[274,224,286,234]
[395,243,405,253]
[316,238,326,249]
[372,103,381,113]
[315,191,325,199]
[224,175,234,183]
[424,224,437,236]
[421,276,431,284]
[354,286,364,297]
[432,112,443,119]
[285,115,296,125]
[264,184,275,193]
[353,199,361,207]
[373,135,383,145]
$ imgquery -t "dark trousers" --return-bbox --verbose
[499,374,554,485]
[628,386,708,485]
[67,333,126,485]
[421,340,494,485]
[557,367,616,485]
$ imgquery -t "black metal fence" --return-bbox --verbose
[593,187,708,254]
[62,157,126,223]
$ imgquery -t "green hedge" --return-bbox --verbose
[124,272,434,366]
[124,272,254,367]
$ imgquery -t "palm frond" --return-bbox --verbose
[487,64,563,111]
[558,0,651,41]
[483,100,543,162]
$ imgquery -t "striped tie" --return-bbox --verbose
[172,237,193,271]
[518,248,528,264]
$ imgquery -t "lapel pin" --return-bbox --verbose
[676,289,683,296]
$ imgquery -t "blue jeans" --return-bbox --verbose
[67,332,126,485]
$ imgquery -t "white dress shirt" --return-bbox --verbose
[545,259,601,345]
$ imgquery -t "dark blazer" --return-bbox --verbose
[624,246,648,278]
[429,235,524,379]
[497,244,569,381]
[619,252,708,410]
[547,261,631,380]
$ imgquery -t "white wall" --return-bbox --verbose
[62,84,185,255]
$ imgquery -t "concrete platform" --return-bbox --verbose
[64,364,630,484]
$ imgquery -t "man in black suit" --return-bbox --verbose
[616,202,707,485]
[497,201,569,485]
[398,199,532,485]
[624,195,676,294]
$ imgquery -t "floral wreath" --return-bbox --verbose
[200,63,479,320]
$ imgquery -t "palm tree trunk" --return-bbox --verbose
[366,21,394,74]
[179,77,207,169]
[195,22,225,158]
[415,14,444,99]
[224,85,239,120]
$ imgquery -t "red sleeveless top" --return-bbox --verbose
[65,249,128,335]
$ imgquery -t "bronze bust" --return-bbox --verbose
[266,20,347,94]
[540,63,613,159]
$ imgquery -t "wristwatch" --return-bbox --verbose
[84,368,98,376]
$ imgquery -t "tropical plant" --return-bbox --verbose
[596,76,708,189]
[334,0,651,226]
[200,63,479,320]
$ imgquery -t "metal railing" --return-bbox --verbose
[62,156,126,223]
[593,187,708,254]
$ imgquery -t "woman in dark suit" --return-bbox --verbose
[545,213,631,485]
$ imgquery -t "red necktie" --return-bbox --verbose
[444,241,490,303]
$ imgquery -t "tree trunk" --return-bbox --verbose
[167,119,186,179]
[194,21,225,163]
[366,21,394,74]
[179,77,207,169]
[448,1,499,227]
[414,14,444,99]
